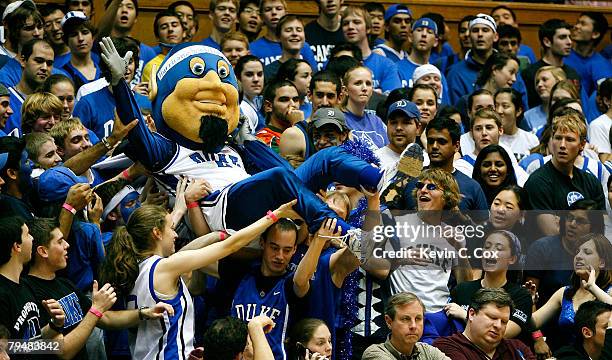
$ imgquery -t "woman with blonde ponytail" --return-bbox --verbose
[100,178,298,359]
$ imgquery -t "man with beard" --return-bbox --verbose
[257,80,303,153]
[5,39,54,137]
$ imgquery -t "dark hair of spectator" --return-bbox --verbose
[579,12,608,46]
[425,116,461,143]
[538,19,572,48]
[476,52,520,87]
[473,144,518,205]
[0,216,27,266]
[202,317,249,360]
[309,70,342,95]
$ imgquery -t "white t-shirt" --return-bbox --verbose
[386,213,459,312]
[454,144,530,186]
[588,114,611,155]
[500,129,539,162]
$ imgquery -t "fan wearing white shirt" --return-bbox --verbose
[455,108,529,185]
[494,88,538,162]
[589,78,611,163]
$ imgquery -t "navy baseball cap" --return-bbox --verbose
[387,100,420,121]
[37,166,88,203]
[412,17,438,36]
[384,4,412,22]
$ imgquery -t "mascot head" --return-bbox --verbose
[150,43,240,152]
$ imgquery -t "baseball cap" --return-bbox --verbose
[412,17,438,36]
[384,4,412,22]
[387,100,420,121]
[469,13,497,32]
[0,84,8,97]
[2,0,35,21]
[61,11,88,29]
[311,107,347,132]
[37,166,88,203]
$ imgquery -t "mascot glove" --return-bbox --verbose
[235,114,259,145]
[100,37,133,86]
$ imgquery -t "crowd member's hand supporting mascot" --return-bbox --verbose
[99,37,386,237]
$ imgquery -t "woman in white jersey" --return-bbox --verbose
[100,179,297,359]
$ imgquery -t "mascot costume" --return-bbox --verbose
[99,38,387,236]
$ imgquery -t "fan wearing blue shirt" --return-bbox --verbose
[4,39,55,137]
[397,18,439,88]
[341,5,401,94]
[60,11,102,92]
[74,36,148,140]
[447,14,528,108]
[40,4,72,69]
[372,4,412,63]
[490,5,537,66]
[250,0,317,69]
[566,12,612,96]
[200,0,238,51]
[102,0,157,87]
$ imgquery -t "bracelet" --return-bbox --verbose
[88,307,103,318]
[62,203,77,215]
[101,137,113,151]
[187,201,199,209]
[219,231,227,241]
[121,169,131,180]
[138,306,149,320]
[266,210,278,223]
[531,330,544,340]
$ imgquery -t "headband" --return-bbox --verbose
[102,185,137,219]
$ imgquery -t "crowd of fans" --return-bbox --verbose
[0,0,611,359]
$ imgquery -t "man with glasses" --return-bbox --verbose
[237,0,261,42]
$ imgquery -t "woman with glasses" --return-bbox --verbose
[386,168,473,313]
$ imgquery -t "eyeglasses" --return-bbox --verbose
[415,181,438,191]
[566,214,590,226]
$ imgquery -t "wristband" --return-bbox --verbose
[219,231,227,241]
[121,169,131,180]
[88,307,103,318]
[62,203,77,215]
[266,210,278,223]
[187,201,200,209]
[531,330,543,340]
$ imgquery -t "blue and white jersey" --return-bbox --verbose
[4,86,24,137]
[372,43,407,63]
[232,268,293,360]
[74,78,116,139]
[362,52,401,93]
[156,144,249,193]
[62,60,102,90]
[249,37,317,71]
[127,256,195,360]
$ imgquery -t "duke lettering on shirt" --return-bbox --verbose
[234,303,282,322]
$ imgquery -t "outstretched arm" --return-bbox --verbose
[99,37,175,170]
[154,200,299,290]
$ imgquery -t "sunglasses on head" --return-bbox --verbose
[415,181,438,191]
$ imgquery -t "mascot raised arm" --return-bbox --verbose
[99,38,407,235]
